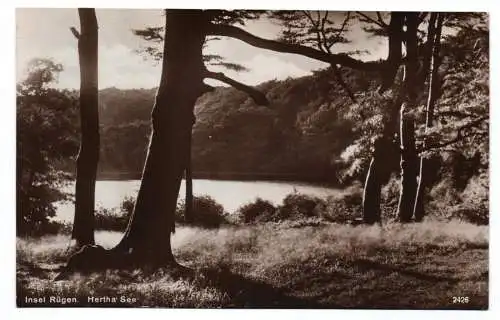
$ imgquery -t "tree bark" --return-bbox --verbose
[361,12,404,223]
[396,13,419,222]
[111,10,206,266]
[362,139,385,224]
[71,8,99,247]
[397,105,418,222]
[185,131,194,223]
[414,13,444,222]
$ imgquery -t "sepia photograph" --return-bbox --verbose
[14,6,490,310]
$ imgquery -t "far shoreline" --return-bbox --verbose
[93,171,342,188]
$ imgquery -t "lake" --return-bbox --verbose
[54,179,340,221]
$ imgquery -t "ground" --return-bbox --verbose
[16,220,488,309]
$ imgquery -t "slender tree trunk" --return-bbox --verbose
[72,8,99,247]
[112,10,206,266]
[414,13,444,221]
[185,132,194,223]
[362,12,404,223]
[396,13,419,222]
[362,141,383,224]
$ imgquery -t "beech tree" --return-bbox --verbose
[413,13,444,221]
[70,8,100,247]
[133,23,262,222]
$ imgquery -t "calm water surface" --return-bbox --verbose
[55,179,339,221]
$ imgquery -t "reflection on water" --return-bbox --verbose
[55,179,338,221]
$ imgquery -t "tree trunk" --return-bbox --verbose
[185,132,194,223]
[111,10,206,266]
[362,140,383,224]
[362,12,404,223]
[72,8,99,247]
[414,13,444,222]
[396,13,419,222]
[396,105,418,222]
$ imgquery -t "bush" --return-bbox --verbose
[236,198,276,223]
[322,185,363,223]
[274,193,326,222]
[94,208,130,231]
[94,196,134,231]
[176,195,227,228]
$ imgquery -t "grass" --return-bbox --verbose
[17,220,488,309]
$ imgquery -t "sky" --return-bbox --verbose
[16,9,388,89]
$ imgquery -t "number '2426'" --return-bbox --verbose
[452,296,469,304]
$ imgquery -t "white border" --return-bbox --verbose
[2,1,499,320]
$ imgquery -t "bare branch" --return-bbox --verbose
[203,70,269,106]
[356,11,387,29]
[207,24,383,71]
[70,27,80,39]
[329,12,351,50]
[320,11,330,51]
[303,11,324,52]
[376,12,388,27]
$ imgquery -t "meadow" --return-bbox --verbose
[17,220,488,309]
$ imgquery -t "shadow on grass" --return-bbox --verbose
[196,266,332,308]
[352,258,461,284]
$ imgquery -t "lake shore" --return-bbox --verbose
[95,171,341,187]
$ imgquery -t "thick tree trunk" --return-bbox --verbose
[396,13,419,222]
[414,13,444,222]
[72,8,99,247]
[397,105,418,222]
[185,132,194,223]
[111,10,206,266]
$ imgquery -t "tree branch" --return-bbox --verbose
[207,24,383,71]
[420,116,488,152]
[203,70,269,106]
[356,11,387,29]
[70,27,80,39]
[376,12,388,27]
[303,11,324,52]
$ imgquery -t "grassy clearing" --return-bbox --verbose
[17,220,488,309]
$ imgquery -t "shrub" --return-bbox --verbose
[320,183,363,223]
[176,195,227,228]
[94,207,130,231]
[94,196,135,231]
[236,198,276,223]
[274,193,326,221]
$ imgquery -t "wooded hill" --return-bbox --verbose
[96,66,378,184]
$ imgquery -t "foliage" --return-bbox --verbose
[321,183,363,223]
[236,198,277,223]
[417,14,489,165]
[272,193,326,222]
[17,58,79,236]
[269,11,353,52]
[176,195,228,228]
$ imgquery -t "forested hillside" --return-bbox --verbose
[96,66,378,183]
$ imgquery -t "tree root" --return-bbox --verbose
[54,244,184,281]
